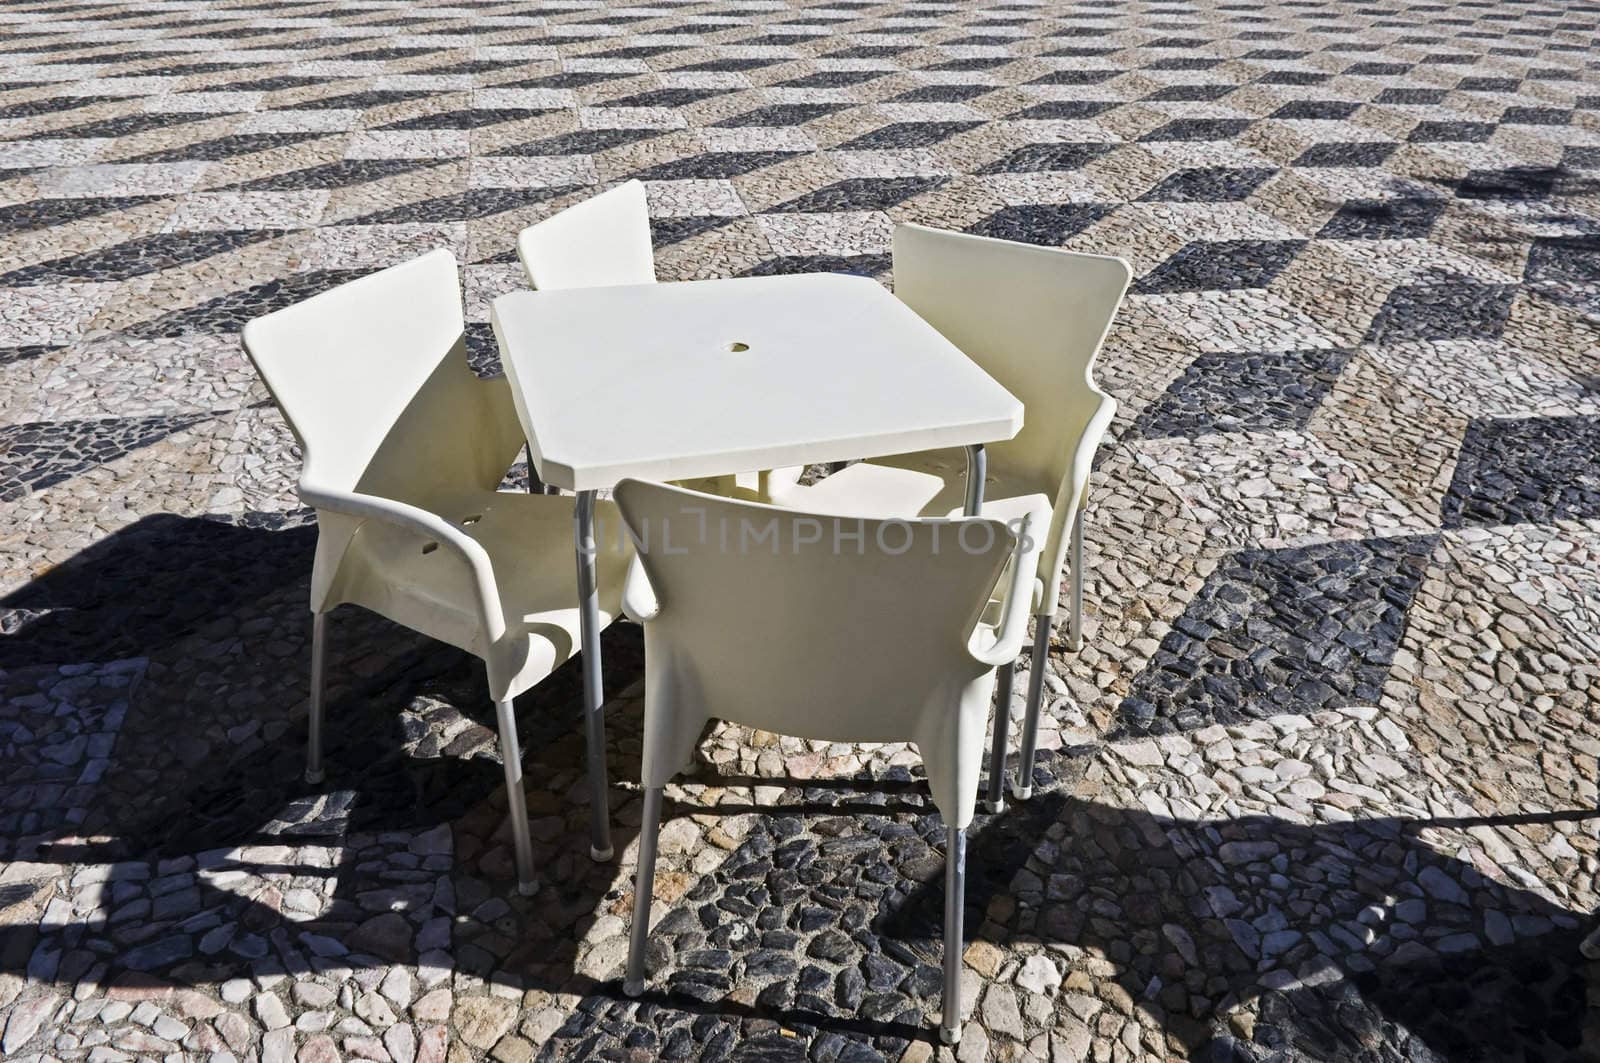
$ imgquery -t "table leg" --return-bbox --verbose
[524,444,542,494]
[963,444,986,516]
[574,490,613,861]
[525,444,559,495]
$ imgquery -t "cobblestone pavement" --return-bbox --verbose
[1,0,1598,1060]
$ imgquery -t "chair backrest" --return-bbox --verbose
[516,180,657,290]
[891,223,1130,490]
[241,248,501,503]
[612,479,1012,744]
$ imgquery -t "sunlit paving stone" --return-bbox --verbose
[0,0,1596,1060]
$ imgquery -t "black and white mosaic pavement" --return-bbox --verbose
[1,0,1598,1060]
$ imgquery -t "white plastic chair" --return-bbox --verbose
[766,223,1131,807]
[241,248,631,895]
[516,179,656,291]
[613,479,1044,1045]
[510,180,657,495]
[513,180,765,500]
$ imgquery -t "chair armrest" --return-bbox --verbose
[1061,389,1117,518]
[968,505,1045,667]
[297,479,508,642]
[621,555,660,621]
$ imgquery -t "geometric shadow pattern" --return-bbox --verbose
[0,513,315,667]
[0,0,1597,1059]
[544,756,1590,1062]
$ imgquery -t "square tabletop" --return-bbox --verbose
[491,272,1023,492]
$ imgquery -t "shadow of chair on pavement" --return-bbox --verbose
[0,511,648,1002]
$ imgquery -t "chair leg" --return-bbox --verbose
[624,786,664,997]
[306,612,327,784]
[1014,615,1052,801]
[984,664,1013,814]
[575,490,614,861]
[1067,512,1085,652]
[524,443,559,495]
[524,444,542,494]
[493,695,538,896]
[940,824,968,1045]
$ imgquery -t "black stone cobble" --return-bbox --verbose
[1365,275,1517,344]
[1140,167,1279,203]
[1295,142,1398,167]
[499,128,665,157]
[715,104,849,127]
[0,195,167,238]
[1134,240,1307,294]
[768,178,947,215]
[1318,198,1448,241]
[980,142,1117,174]
[837,122,985,151]
[123,132,331,163]
[336,186,576,226]
[632,151,805,182]
[1130,348,1354,439]
[0,230,288,287]
[967,203,1114,246]
[122,269,369,338]
[1117,535,1436,736]
[1441,414,1600,529]
[0,414,214,504]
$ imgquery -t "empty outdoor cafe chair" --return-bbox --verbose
[513,179,764,500]
[516,178,656,291]
[509,179,656,494]
[613,479,1044,1045]
[241,248,631,895]
[766,223,1131,808]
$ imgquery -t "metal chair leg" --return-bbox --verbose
[1014,615,1052,801]
[984,665,1013,814]
[494,696,538,896]
[624,786,664,996]
[306,612,327,784]
[940,824,967,1045]
[1067,512,1085,652]
[963,444,986,516]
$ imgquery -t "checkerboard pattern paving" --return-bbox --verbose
[0,0,1597,1060]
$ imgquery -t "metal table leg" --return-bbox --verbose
[575,490,613,861]
[966,443,1001,816]
[963,444,986,516]
[524,444,541,493]
[526,444,558,495]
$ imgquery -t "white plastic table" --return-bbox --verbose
[491,272,1024,859]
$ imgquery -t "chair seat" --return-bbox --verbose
[769,448,1053,527]
[337,490,628,699]
[768,453,1052,614]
